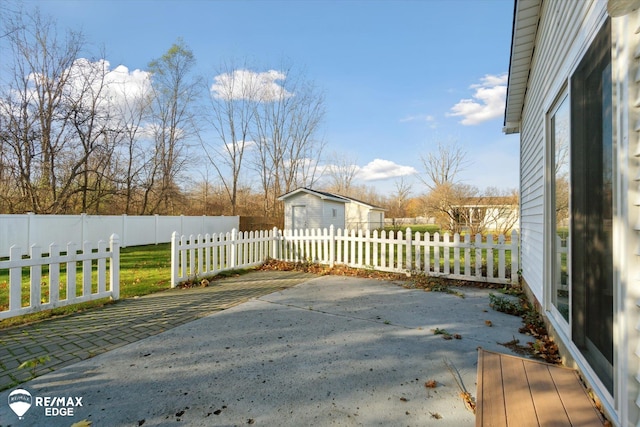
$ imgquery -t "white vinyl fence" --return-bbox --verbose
[171,226,519,287]
[0,234,120,320]
[171,229,276,285]
[0,214,239,257]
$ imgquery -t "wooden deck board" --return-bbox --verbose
[476,349,604,427]
[501,356,538,427]
[552,367,604,426]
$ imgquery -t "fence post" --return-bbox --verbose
[110,234,120,299]
[271,227,280,260]
[511,229,519,284]
[48,243,60,305]
[230,229,237,269]
[82,241,92,297]
[405,227,412,272]
[155,214,160,245]
[9,245,21,312]
[30,244,42,309]
[121,214,127,248]
[329,225,335,268]
[171,231,178,288]
[81,213,87,248]
[27,212,34,250]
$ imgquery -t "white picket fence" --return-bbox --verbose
[171,227,519,286]
[170,229,276,285]
[0,234,120,320]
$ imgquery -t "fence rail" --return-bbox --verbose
[172,227,519,287]
[0,234,120,320]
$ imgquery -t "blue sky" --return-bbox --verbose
[22,0,518,196]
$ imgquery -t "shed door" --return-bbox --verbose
[292,205,307,230]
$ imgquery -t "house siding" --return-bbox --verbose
[520,0,601,303]
[614,9,640,425]
[517,0,640,424]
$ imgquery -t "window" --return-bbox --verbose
[550,94,570,322]
[332,208,337,218]
[569,18,613,394]
[547,18,613,395]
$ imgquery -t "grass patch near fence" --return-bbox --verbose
[118,243,172,298]
[0,243,174,329]
[384,224,441,234]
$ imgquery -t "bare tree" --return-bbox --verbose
[418,138,478,232]
[203,61,259,215]
[482,187,519,235]
[251,64,325,218]
[323,150,359,194]
[0,8,87,213]
[418,139,470,191]
[145,39,200,214]
[108,68,154,214]
[386,177,412,219]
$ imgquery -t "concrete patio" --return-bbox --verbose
[0,272,533,426]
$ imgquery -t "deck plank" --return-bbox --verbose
[551,367,604,426]
[501,355,539,427]
[476,349,604,427]
[525,360,571,426]
[483,349,508,426]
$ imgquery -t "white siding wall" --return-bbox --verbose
[520,0,601,303]
[345,203,367,230]
[368,209,385,229]
[282,193,345,230]
[520,1,640,424]
[321,200,346,230]
[615,9,640,426]
[345,203,384,230]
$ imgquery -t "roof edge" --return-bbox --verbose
[503,0,542,134]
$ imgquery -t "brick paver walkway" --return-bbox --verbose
[0,270,316,391]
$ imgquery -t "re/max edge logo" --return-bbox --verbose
[8,388,84,419]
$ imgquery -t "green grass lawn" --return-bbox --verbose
[0,243,174,327]
[118,243,172,298]
[384,224,441,234]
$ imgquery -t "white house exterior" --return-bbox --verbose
[505,1,640,425]
[278,188,385,231]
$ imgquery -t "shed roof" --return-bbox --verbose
[277,187,386,210]
[503,0,542,134]
[277,187,350,203]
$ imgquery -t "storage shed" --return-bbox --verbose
[278,188,385,231]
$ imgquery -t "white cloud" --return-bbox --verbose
[211,69,293,102]
[448,73,507,125]
[105,63,152,101]
[223,140,256,152]
[355,159,418,181]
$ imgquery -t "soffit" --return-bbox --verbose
[504,0,542,134]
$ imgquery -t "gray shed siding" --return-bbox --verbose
[282,193,345,230]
